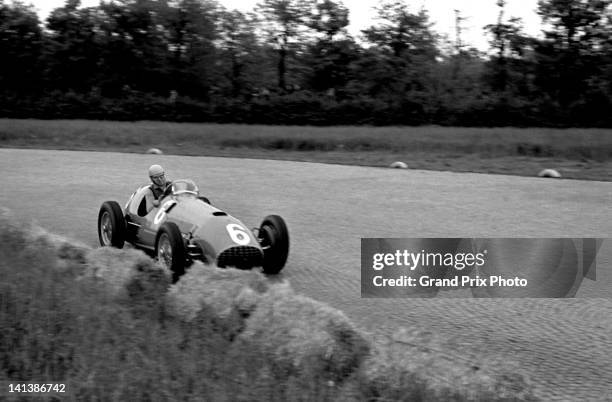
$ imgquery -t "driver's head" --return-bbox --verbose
[148,164,167,187]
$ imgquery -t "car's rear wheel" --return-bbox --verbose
[259,215,289,274]
[156,222,186,283]
[98,201,126,248]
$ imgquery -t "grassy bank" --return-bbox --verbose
[0,214,537,401]
[1,119,611,180]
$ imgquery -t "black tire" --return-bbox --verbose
[98,201,126,248]
[156,222,186,283]
[259,215,289,274]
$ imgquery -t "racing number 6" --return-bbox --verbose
[226,224,250,245]
[154,200,175,225]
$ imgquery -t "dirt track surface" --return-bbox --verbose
[2,148,612,401]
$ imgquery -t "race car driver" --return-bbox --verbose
[145,164,171,212]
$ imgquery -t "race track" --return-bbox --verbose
[2,148,612,401]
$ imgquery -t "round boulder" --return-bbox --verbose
[146,148,163,155]
[389,161,408,169]
[538,168,562,178]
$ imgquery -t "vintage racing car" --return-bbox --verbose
[97,179,289,281]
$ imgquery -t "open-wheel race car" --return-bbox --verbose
[97,179,289,281]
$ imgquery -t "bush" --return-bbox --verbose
[234,284,371,382]
[166,263,269,340]
[4,89,612,126]
[82,247,171,315]
[349,328,538,402]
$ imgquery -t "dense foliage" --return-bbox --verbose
[2,0,612,126]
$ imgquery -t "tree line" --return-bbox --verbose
[2,0,612,126]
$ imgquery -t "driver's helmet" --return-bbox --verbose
[148,164,166,187]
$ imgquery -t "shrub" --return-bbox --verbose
[166,264,270,340]
[4,89,612,126]
[350,328,538,402]
[234,284,371,382]
[82,247,171,315]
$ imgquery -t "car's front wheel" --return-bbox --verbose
[156,222,186,283]
[98,201,126,248]
[259,215,289,274]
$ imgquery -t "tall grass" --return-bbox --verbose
[2,118,611,180]
[1,119,611,161]
[0,214,538,401]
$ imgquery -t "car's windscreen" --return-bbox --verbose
[171,180,199,196]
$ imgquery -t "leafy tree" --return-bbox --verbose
[256,0,311,90]
[302,0,355,94]
[343,47,398,98]
[95,0,173,95]
[433,49,488,118]
[304,37,359,93]
[362,1,437,60]
[598,14,612,103]
[216,9,261,97]
[535,0,612,106]
[0,0,43,93]
[164,0,219,99]
[359,1,439,99]
[484,0,534,93]
[305,0,348,40]
[45,0,104,92]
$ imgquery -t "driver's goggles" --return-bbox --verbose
[150,174,165,180]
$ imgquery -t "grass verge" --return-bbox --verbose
[0,213,538,401]
[1,119,611,180]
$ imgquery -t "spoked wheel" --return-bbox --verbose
[97,201,126,248]
[156,222,186,283]
[100,212,112,244]
[157,233,173,268]
[259,215,289,274]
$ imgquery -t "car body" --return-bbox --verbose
[97,179,289,281]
